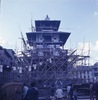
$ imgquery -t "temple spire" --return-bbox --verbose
[45,15,50,20]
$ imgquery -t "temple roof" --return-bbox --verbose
[35,20,60,32]
[26,31,70,46]
[35,15,60,32]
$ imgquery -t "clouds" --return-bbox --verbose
[94,11,98,17]
[0,37,13,48]
[90,41,98,64]
[77,41,98,52]
[78,42,90,52]
[77,40,98,65]
[93,0,98,17]
[0,37,7,46]
[93,41,98,51]
[93,1,98,17]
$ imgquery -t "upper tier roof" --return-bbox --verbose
[35,15,60,32]
[35,20,60,32]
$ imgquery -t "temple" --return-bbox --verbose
[24,15,89,86]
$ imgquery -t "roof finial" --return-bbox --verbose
[45,15,50,20]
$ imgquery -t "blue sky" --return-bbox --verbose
[0,0,98,65]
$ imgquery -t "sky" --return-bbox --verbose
[0,0,98,65]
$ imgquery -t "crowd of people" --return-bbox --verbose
[49,79,98,100]
[1,80,98,100]
[22,81,39,100]
[0,81,39,100]
[50,83,77,100]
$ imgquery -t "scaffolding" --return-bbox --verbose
[18,41,90,87]
[0,16,90,87]
[18,16,90,87]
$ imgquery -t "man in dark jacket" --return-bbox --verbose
[26,81,38,100]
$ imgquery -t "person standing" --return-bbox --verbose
[93,80,98,100]
[69,84,74,100]
[26,81,39,100]
[55,87,64,100]
[66,84,71,99]
[73,88,77,100]
[23,83,29,100]
[89,82,94,100]
[50,84,55,100]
